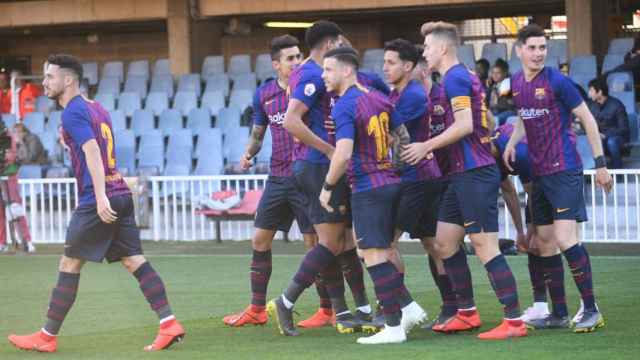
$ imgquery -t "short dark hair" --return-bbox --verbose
[270,35,299,60]
[324,46,359,69]
[414,45,426,64]
[476,58,490,69]
[493,58,509,73]
[305,20,343,49]
[517,24,546,45]
[588,77,608,97]
[384,38,421,69]
[47,54,83,81]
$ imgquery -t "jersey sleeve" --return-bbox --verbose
[552,70,584,111]
[63,105,95,147]
[368,73,391,95]
[391,86,427,126]
[252,88,267,126]
[291,69,325,109]
[444,68,472,112]
[333,99,356,141]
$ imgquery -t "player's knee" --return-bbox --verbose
[360,248,388,267]
[252,229,274,251]
[121,255,146,273]
[302,234,318,250]
[58,256,84,273]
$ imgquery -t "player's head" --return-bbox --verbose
[491,58,509,83]
[515,24,547,72]
[337,34,352,48]
[421,21,459,72]
[270,35,302,79]
[412,45,430,85]
[322,47,359,93]
[43,54,83,101]
[305,20,344,54]
[383,38,420,86]
[588,77,608,102]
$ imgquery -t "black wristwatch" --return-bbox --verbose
[594,155,606,169]
[323,181,336,191]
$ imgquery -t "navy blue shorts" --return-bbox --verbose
[65,194,143,263]
[293,160,351,225]
[254,176,315,234]
[396,179,448,238]
[438,165,500,234]
[531,168,588,226]
[352,184,400,249]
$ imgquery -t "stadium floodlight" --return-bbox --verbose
[264,21,313,28]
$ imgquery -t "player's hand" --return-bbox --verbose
[595,167,613,193]
[401,142,432,165]
[502,144,516,172]
[239,154,252,170]
[319,188,333,213]
[516,232,528,253]
[97,194,117,224]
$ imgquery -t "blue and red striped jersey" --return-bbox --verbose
[492,123,532,184]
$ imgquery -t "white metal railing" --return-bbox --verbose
[13,169,640,244]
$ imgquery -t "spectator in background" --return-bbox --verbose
[604,34,640,93]
[487,59,516,125]
[0,72,10,114]
[475,58,490,90]
[6,70,42,118]
[588,77,629,169]
[13,123,48,165]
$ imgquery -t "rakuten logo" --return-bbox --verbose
[269,112,286,125]
[519,108,550,120]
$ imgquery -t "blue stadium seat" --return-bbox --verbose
[150,74,174,98]
[200,91,225,117]
[115,129,136,149]
[481,43,507,65]
[109,110,127,132]
[229,90,253,112]
[138,129,164,150]
[229,54,252,79]
[153,59,171,77]
[608,38,634,55]
[102,61,124,84]
[1,113,17,128]
[97,77,121,97]
[202,55,225,78]
[362,49,384,68]
[508,57,522,74]
[23,112,45,134]
[205,73,230,97]
[547,39,568,64]
[46,111,62,132]
[18,164,44,198]
[544,56,560,70]
[232,73,257,92]
[569,55,597,79]
[193,155,224,175]
[178,73,202,97]
[137,145,164,173]
[131,109,155,137]
[145,91,169,117]
[124,75,148,99]
[570,73,592,93]
[165,146,192,167]
[607,72,634,93]
[576,135,594,169]
[163,163,190,177]
[40,131,60,164]
[127,60,150,80]
[186,108,212,131]
[115,130,136,175]
[255,53,275,82]
[159,108,184,134]
[35,96,55,116]
[173,91,198,117]
[168,128,194,151]
[602,54,624,74]
[217,106,242,132]
[82,62,98,86]
[256,128,272,164]
[95,93,116,112]
[194,128,222,159]
[457,44,476,69]
[117,92,141,117]
[610,91,637,116]
[224,126,250,162]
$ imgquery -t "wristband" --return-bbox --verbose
[323,181,336,191]
[594,155,606,169]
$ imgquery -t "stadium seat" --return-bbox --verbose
[194,154,224,175]
[127,60,150,80]
[18,164,44,198]
[137,145,164,173]
[232,73,257,92]
[138,129,164,150]
[223,126,250,161]
[35,96,55,116]
[255,53,274,81]
[150,74,175,98]
[457,44,476,69]
[97,76,121,98]
[229,90,253,112]
[168,128,194,151]
[23,112,45,134]
[145,91,169,116]
[362,49,384,68]
[117,92,141,117]
[608,38,634,55]
[102,61,124,83]
[607,72,634,93]
[159,108,184,134]
[109,110,127,132]
[481,43,507,65]
[544,56,560,70]
[115,129,136,149]
[576,135,594,169]
[1,113,17,128]
[163,164,190,179]
[40,131,61,164]
[46,111,62,132]
[217,106,242,132]
[194,128,222,159]
[187,107,212,131]
[229,54,252,79]
[255,128,272,165]
[570,73,592,93]
[153,59,171,77]
[115,130,136,175]
[508,57,522,74]
[131,109,155,136]
[205,73,230,97]
[178,73,202,97]
[202,55,225,78]
[173,91,198,117]
[602,54,624,74]
[124,75,148,99]
[200,91,225,118]
[610,91,637,116]
[82,62,98,86]
[569,55,597,79]
[45,166,71,198]
[547,39,568,65]
[95,93,116,112]
[165,147,193,169]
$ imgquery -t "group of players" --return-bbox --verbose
[6,19,613,354]
[223,20,613,345]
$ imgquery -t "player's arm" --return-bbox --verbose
[521,181,537,253]
[502,116,526,171]
[501,177,525,237]
[283,99,334,157]
[572,101,612,192]
[320,102,354,212]
[390,124,410,169]
[388,93,421,169]
[82,139,117,223]
[241,125,266,170]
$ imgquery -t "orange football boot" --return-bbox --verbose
[433,309,482,333]
[8,330,57,353]
[478,319,527,340]
[223,305,268,327]
[297,308,334,328]
[144,318,185,351]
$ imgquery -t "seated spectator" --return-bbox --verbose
[603,34,640,95]
[587,77,629,168]
[475,58,490,90]
[13,123,48,165]
[487,59,516,125]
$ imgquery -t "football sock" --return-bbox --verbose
[314,276,332,310]
[563,244,596,312]
[428,255,457,317]
[540,254,568,317]
[367,262,402,327]
[485,254,521,319]
[284,244,335,306]
[396,272,414,308]
[44,272,80,335]
[527,253,548,303]
[322,257,348,315]
[250,250,272,309]
[443,247,475,309]
[133,262,173,320]
[338,248,369,308]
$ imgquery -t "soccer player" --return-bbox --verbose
[321,46,425,344]
[7,55,184,353]
[403,22,527,340]
[504,24,612,332]
[268,20,371,337]
[222,35,337,328]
